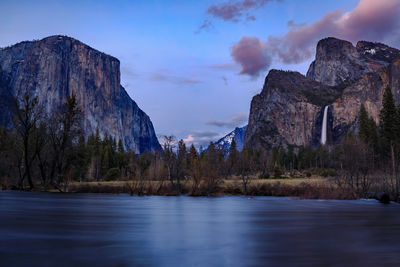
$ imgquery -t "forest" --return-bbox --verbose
[1,86,400,201]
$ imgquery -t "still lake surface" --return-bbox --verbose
[1,191,400,266]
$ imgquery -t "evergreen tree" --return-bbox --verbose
[379,86,398,192]
[76,135,87,182]
[188,144,200,193]
[228,140,238,175]
[176,139,187,192]
[367,117,378,150]
[207,142,217,164]
[118,139,124,153]
[380,86,397,143]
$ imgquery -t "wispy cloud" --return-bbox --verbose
[197,0,281,32]
[208,0,279,22]
[150,73,202,85]
[222,76,228,85]
[203,62,238,71]
[232,0,400,77]
[194,20,213,34]
[206,113,248,128]
[183,134,194,142]
[121,65,139,78]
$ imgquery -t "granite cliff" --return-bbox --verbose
[245,37,400,150]
[0,35,161,153]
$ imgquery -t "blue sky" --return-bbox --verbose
[2,0,399,147]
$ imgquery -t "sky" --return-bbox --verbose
[1,0,400,147]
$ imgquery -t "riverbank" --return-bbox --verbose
[70,177,341,198]
[3,176,393,202]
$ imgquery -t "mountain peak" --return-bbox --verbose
[356,40,400,63]
[307,37,400,86]
[316,37,355,55]
[214,125,247,155]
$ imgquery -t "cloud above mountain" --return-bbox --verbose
[207,0,279,22]
[232,0,400,77]
[150,73,202,85]
[182,131,220,146]
[206,113,248,128]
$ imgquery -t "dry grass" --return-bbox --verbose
[63,176,344,198]
[70,176,327,189]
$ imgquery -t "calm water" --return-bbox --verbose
[1,192,400,266]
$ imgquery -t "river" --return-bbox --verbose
[1,191,400,266]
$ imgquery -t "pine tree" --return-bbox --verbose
[228,140,238,175]
[176,139,187,193]
[380,86,397,142]
[379,86,397,192]
[367,117,378,149]
[118,139,124,153]
[188,144,200,193]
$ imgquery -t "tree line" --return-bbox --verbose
[0,87,400,199]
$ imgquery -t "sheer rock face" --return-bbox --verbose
[0,35,161,153]
[244,70,342,149]
[332,57,400,137]
[245,37,400,150]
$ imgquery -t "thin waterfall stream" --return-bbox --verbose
[321,106,328,145]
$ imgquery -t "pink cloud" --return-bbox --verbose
[231,37,272,76]
[232,0,400,76]
[183,134,194,143]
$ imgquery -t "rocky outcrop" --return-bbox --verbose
[245,37,400,150]
[306,37,400,86]
[214,125,247,155]
[0,35,161,153]
[331,57,400,138]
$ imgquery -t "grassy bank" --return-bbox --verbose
[57,177,356,200]
[2,175,394,202]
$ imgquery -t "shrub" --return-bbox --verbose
[318,168,337,177]
[273,166,283,178]
[258,172,270,179]
[105,168,120,180]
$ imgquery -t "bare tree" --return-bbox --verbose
[48,94,82,191]
[14,94,42,189]
[162,135,177,187]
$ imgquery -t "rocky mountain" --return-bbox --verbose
[245,37,400,150]
[307,37,400,86]
[214,125,247,155]
[0,35,161,153]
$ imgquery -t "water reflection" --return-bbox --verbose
[1,192,400,266]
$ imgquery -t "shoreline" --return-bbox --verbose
[1,177,393,203]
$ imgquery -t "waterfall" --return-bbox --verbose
[321,106,328,145]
